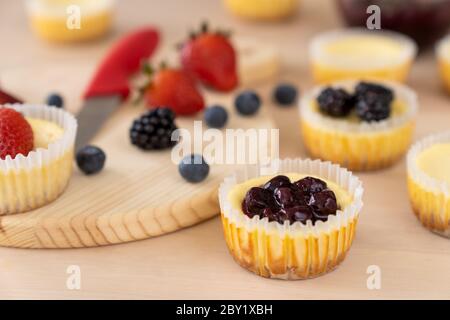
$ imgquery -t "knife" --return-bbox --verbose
[76,27,159,151]
[0,89,22,104]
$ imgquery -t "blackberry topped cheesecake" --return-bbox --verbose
[219,159,363,280]
[300,80,418,171]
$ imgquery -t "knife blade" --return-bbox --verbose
[76,27,159,151]
[75,95,121,151]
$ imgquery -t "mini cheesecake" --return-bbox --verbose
[436,34,450,94]
[309,28,417,84]
[0,105,77,215]
[407,132,450,237]
[26,0,114,42]
[300,79,418,171]
[219,159,364,280]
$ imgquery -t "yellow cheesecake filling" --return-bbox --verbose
[27,0,114,42]
[0,106,77,215]
[310,30,416,84]
[408,139,450,237]
[228,173,353,215]
[416,144,450,185]
[28,118,65,148]
[224,0,298,20]
[219,159,363,279]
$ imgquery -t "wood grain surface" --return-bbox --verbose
[0,64,275,248]
[0,0,449,299]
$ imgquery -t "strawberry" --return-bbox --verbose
[0,108,34,160]
[141,64,205,116]
[180,23,238,92]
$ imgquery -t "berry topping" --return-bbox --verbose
[235,90,261,116]
[317,87,354,117]
[0,108,34,160]
[46,93,64,109]
[179,154,210,183]
[283,205,314,224]
[242,175,339,225]
[140,63,205,116]
[180,22,238,92]
[274,187,296,208]
[355,82,394,103]
[355,82,394,122]
[263,175,291,192]
[204,105,228,128]
[76,145,106,175]
[309,190,338,221]
[273,83,298,106]
[242,187,274,217]
[293,176,327,193]
[130,107,178,150]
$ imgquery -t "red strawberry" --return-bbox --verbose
[0,108,34,160]
[143,66,205,116]
[180,23,238,92]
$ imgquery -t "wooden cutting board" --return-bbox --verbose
[0,65,276,248]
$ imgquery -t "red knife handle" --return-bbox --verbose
[83,27,160,101]
[0,89,22,104]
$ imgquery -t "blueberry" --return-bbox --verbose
[273,83,298,106]
[235,91,261,116]
[179,154,209,183]
[76,145,106,175]
[204,105,228,128]
[46,93,64,109]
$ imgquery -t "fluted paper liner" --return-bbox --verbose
[219,158,364,280]
[0,104,77,215]
[300,79,418,171]
[436,34,450,94]
[309,28,417,83]
[407,132,450,238]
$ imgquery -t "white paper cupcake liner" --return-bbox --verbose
[309,28,417,71]
[436,34,450,64]
[407,132,450,237]
[0,104,77,215]
[219,158,364,279]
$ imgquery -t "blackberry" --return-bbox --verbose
[317,87,354,117]
[130,107,178,150]
[355,82,394,122]
[355,82,394,103]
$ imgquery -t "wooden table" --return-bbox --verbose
[0,0,449,300]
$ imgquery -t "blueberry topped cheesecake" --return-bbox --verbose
[300,80,418,171]
[240,175,347,225]
[219,158,363,280]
